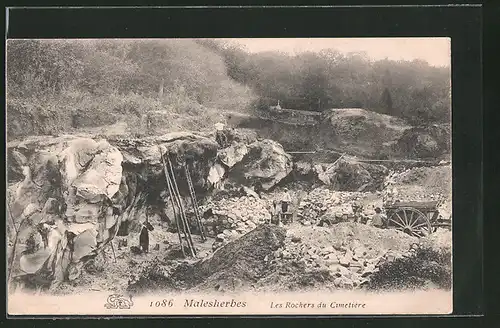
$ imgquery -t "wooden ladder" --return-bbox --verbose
[158,146,196,258]
[183,162,207,242]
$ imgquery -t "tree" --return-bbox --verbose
[380,88,394,115]
[7,40,86,97]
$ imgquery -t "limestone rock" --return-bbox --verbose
[218,143,249,168]
[339,256,351,267]
[229,139,293,190]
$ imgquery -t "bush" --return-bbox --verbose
[368,246,451,290]
[7,99,73,138]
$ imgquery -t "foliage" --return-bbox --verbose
[6,39,255,139]
[207,43,451,124]
[7,39,450,139]
[368,246,452,290]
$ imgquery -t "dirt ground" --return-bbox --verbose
[53,228,214,295]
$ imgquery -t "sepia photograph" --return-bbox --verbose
[6,37,452,315]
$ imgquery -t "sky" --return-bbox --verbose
[222,38,450,67]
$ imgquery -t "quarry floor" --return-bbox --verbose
[52,182,452,296]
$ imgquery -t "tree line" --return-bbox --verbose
[7,39,451,134]
[6,39,252,107]
[199,40,451,125]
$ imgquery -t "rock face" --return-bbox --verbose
[7,131,296,289]
[7,132,220,288]
[318,108,411,158]
[229,139,293,190]
[218,143,249,168]
[394,124,451,159]
[59,138,123,223]
[309,158,388,192]
[8,137,124,286]
[110,132,219,195]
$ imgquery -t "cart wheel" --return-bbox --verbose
[388,207,433,238]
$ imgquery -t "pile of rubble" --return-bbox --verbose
[382,165,452,220]
[264,222,420,290]
[296,187,382,226]
[200,186,387,251]
[199,195,272,250]
[165,224,287,293]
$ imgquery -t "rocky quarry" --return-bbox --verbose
[7,125,452,294]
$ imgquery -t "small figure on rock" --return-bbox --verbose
[65,230,77,262]
[214,122,228,148]
[203,209,219,236]
[23,233,40,255]
[36,222,51,249]
[351,202,364,223]
[184,154,195,168]
[139,216,155,254]
[279,188,293,224]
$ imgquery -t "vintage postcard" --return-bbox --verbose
[6,37,452,316]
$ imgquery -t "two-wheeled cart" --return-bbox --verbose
[383,200,451,237]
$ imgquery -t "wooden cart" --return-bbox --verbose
[383,200,451,237]
[271,201,294,225]
[279,210,294,225]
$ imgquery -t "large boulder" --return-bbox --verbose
[229,139,293,190]
[320,158,389,192]
[394,124,451,159]
[59,138,123,223]
[218,143,249,168]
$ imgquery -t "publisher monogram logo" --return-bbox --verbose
[104,294,134,309]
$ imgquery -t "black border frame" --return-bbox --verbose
[4,5,483,321]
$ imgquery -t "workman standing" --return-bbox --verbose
[281,188,292,214]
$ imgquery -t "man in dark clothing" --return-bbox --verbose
[139,218,154,253]
[215,130,227,148]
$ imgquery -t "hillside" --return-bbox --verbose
[233,107,449,160]
[6,39,256,140]
[7,39,450,141]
